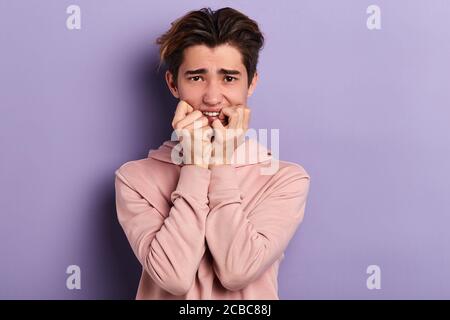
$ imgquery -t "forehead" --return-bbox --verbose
[180,44,245,71]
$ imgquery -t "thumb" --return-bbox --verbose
[183,100,194,114]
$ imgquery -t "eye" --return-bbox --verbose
[188,76,203,82]
[224,76,237,83]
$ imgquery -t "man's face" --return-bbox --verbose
[165,43,258,126]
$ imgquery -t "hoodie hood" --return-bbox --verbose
[148,137,273,168]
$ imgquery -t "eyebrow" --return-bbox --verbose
[184,68,241,76]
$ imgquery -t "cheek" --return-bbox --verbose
[178,84,203,109]
[225,87,248,105]
[178,81,249,108]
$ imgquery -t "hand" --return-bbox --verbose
[171,100,213,169]
[209,105,251,168]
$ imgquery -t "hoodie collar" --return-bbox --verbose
[148,137,273,168]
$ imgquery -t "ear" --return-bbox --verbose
[247,72,259,97]
[165,70,180,98]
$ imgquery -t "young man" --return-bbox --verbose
[114,7,311,299]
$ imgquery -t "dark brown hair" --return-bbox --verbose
[156,7,265,87]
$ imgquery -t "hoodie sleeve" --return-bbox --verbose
[115,164,211,296]
[205,164,310,291]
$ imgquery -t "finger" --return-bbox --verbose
[220,107,239,129]
[230,108,240,129]
[189,123,213,135]
[174,127,190,142]
[172,100,194,129]
[211,119,224,130]
[236,107,244,129]
[193,124,214,142]
[172,100,193,129]
[243,107,251,130]
[175,110,204,129]
[183,115,208,130]
[219,113,228,127]
[202,125,214,140]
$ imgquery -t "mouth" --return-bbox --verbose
[202,111,220,117]
[202,111,220,122]
[202,111,227,125]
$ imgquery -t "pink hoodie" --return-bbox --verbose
[114,138,310,299]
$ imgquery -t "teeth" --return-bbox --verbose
[203,111,220,117]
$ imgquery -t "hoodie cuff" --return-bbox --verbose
[208,165,243,208]
[174,164,211,204]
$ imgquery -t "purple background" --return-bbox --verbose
[1,0,449,299]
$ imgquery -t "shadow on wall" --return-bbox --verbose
[93,46,176,299]
[131,47,177,153]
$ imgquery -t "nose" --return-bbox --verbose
[202,80,223,106]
